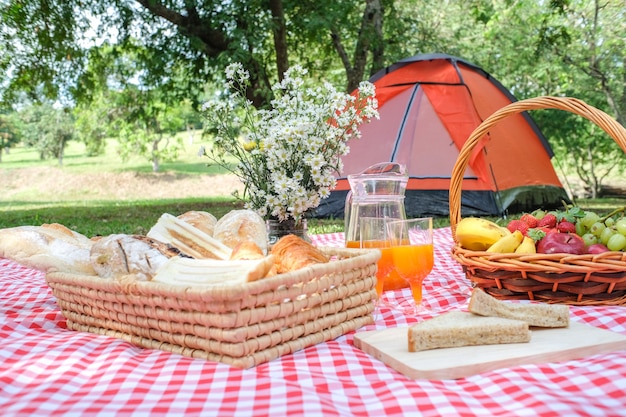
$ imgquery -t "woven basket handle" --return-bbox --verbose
[449,96,626,240]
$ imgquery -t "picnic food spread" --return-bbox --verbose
[0,209,329,285]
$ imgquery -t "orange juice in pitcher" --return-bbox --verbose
[344,163,408,293]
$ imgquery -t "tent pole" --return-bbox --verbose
[391,84,421,161]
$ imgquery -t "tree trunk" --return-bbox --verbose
[269,0,289,81]
[188,125,194,145]
[369,0,385,77]
[58,140,65,167]
[152,138,160,173]
[330,0,383,92]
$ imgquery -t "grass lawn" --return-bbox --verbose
[1,132,219,174]
[1,136,624,237]
[0,136,351,235]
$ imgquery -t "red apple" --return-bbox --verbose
[587,243,610,254]
[536,232,586,255]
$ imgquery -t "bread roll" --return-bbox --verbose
[468,288,570,328]
[177,211,217,236]
[408,311,531,352]
[230,241,265,260]
[0,223,95,275]
[213,210,268,254]
[90,234,176,280]
[270,234,329,274]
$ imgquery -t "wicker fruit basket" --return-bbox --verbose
[46,246,379,368]
[449,96,626,305]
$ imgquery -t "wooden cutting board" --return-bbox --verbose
[353,321,626,380]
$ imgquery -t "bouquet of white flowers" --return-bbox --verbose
[201,63,378,223]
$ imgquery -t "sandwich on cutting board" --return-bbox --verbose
[408,288,570,352]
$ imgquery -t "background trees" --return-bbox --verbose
[15,103,75,166]
[0,113,20,162]
[0,0,624,192]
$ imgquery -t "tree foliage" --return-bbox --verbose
[0,0,624,192]
[0,112,20,162]
[108,86,195,172]
[15,103,75,166]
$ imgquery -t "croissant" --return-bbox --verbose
[270,234,329,274]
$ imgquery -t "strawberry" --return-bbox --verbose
[534,226,555,234]
[507,219,530,236]
[519,213,538,228]
[537,213,557,229]
[557,220,576,234]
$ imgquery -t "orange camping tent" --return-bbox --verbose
[313,53,570,218]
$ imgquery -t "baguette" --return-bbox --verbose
[408,311,530,352]
[0,224,95,275]
[468,288,570,328]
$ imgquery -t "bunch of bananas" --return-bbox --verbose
[455,217,536,254]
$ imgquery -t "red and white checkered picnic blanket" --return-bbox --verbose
[1,227,625,416]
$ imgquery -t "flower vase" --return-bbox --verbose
[266,218,311,245]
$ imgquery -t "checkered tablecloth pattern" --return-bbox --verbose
[2,227,626,416]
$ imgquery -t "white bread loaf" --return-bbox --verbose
[0,223,95,275]
[468,288,570,328]
[408,311,531,352]
[213,209,268,254]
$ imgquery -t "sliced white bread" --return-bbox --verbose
[147,213,233,260]
[469,288,570,328]
[408,311,530,352]
[152,255,275,286]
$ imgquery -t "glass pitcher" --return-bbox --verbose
[344,162,408,247]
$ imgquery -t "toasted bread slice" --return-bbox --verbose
[408,311,530,352]
[469,288,570,328]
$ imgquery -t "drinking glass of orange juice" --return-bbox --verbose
[385,217,434,314]
[349,217,395,308]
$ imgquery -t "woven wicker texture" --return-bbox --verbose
[449,96,626,305]
[46,246,379,368]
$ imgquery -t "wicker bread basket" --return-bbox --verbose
[46,246,379,368]
[449,96,626,305]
